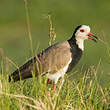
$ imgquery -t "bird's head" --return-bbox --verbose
[71,25,98,50]
[74,25,98,42]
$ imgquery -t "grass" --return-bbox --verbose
[0,66,110,110]
[0,0,110,110]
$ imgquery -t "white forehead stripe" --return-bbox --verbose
[80,25,90,32]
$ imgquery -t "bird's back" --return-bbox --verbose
[9,40,82,82]
[9,41,71,81]
[38,41,72,74]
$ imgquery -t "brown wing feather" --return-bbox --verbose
[38,41,72,74]
[9,41,72,82]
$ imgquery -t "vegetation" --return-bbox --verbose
[0,0,110,109]
[0,66,110,110]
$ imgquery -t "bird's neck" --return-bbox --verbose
[76,37,84,51]
[68,36,84,51]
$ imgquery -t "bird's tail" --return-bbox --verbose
[8,57,39,82]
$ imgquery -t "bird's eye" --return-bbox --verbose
[80,29,85,32]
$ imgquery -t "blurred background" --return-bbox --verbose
[0,0,110,87]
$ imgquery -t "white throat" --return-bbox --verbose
[76,37,84,51]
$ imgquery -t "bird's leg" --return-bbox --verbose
[46,79,51,86]
[53,83,56,91]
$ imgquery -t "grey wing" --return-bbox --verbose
[38,42,72,74]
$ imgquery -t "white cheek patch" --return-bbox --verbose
[76,37,84,51]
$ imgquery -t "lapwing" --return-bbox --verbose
[9,25,98,91]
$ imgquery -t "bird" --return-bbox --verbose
[9,25,98,91]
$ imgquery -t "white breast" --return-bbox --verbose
[46,58,72,84]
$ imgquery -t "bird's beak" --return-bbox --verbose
[87,32,98,42]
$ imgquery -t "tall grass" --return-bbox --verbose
[0,66,110,110]
[0,0,110,110]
